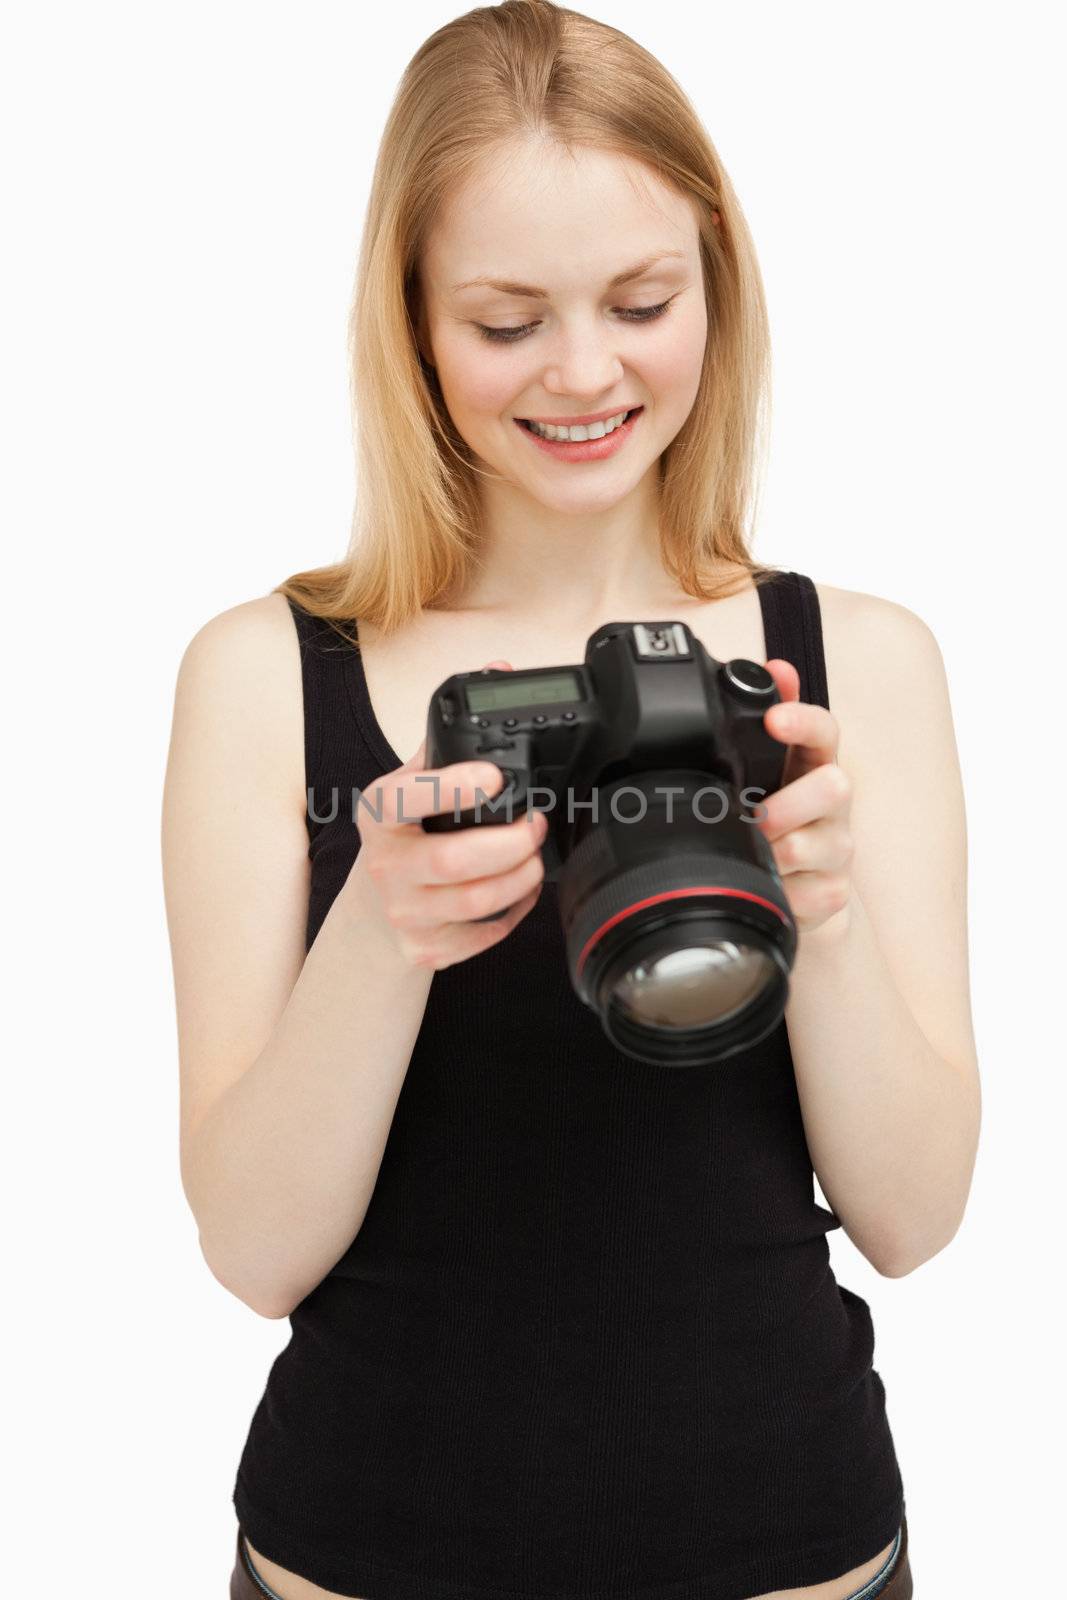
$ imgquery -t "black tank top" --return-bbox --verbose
[232,570,905,1600]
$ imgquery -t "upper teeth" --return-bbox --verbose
[526,409,631,441]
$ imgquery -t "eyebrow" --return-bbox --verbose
[450,250,688,298]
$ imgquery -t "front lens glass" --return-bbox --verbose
[612,941,775,1030]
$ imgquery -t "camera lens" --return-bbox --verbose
[611,940,776,1029]
[589,907,792,1065]
[558,772,796,1067]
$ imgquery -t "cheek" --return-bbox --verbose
[647,304,707,405]
[435,331,517,418]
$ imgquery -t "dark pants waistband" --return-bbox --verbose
[229,1516,913,1600]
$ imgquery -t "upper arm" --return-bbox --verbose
[161,592,310,1192]
[816,583,980,1106]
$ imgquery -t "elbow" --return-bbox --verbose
[876,1251,921,1279]
[243,1285,294,1320]
[255,1300,293,1321]
[198,1232,295,1320]
[215,1267,294,1321]
[875,1218,964,1279]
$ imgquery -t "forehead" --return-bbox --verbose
[422,138,700,293]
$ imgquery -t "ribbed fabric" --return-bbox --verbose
[232,570,905,1600]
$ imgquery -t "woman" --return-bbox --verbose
[162,3,980,1596]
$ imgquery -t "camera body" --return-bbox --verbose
[423,619,787,876]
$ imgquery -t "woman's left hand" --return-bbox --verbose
[755,660,855,938]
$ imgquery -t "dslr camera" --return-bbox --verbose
[423,620,795,1067]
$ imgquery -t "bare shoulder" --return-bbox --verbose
[810,579,946,713]
[169,591,304,811]
[811,577,942,652]
[177,590,298,683]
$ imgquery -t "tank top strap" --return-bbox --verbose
[756,569,831,710]
[283,595,369,829]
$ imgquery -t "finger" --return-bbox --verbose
[420,810,546,885]
[778,867,852,925]
[755,763,851,843]
[361,760,507,829]
[397,848,545,927]
[761,659,824,786]
[766,816,852,876]
[410,882,543,969]
[762,658,801,705]
[764,700,839,784]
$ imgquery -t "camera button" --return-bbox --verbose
[724,659,775,697]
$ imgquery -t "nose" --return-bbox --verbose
[541,320,625,402]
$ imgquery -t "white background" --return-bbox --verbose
[4,2,1063,1592]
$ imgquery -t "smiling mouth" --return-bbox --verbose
[516,406,642,436]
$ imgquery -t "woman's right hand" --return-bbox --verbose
[348,661,548,971]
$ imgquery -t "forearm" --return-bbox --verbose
[182,859,433,1317]
[784,890,981,1276]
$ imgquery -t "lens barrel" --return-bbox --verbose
[557,773,796,1066]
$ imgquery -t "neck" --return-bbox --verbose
[448,484,721,625]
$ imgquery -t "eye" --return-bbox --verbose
[475,297,677,345]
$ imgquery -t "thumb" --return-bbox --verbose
[483,659,514,671]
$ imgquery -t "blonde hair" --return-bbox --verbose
[276,0,782,641]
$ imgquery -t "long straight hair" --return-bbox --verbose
[277,0,782,641]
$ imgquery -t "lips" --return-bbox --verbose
[513,405,644,461]
[517,405,643,428]
[517,406,642,433]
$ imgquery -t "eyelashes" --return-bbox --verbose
[474,297,677,345]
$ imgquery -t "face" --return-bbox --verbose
[417,137,708,516]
